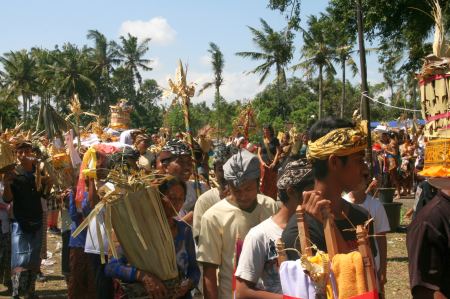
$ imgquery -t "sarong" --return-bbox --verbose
[260,164,278,200]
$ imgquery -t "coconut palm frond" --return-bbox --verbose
[197,82,214,96]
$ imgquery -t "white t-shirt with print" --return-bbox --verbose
[344,193,390,270]
[235,217,283,294]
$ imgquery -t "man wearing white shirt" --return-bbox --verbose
[344,177,390,289]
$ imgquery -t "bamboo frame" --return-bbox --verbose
[296,205,313,256]
[276,239,287,265]
[322,209,339,259]
[356,225,377,292]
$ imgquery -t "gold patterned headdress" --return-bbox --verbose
[307,126,367,161]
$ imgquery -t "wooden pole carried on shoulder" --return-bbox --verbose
[296,205,313,257]
[356,225,377,292]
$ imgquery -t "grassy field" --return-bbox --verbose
[383,195,414,299]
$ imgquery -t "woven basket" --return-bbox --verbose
[108,186,179,281]
[110,106,131,130]
[0,140,16,173]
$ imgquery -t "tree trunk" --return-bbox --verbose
[215,87,221,138]
[22,93,27,121]
[341,60,346,118]
[356,0,373,176]
[318,65,323,120]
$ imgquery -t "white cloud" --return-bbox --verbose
[119,17,176,45]
[150,57,161,69]
[200,54,211,66]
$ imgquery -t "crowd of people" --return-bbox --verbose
[0,116,448,299]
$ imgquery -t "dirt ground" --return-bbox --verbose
[0,197,415,299]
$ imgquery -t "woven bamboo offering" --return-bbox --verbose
[417,0,450,138]
[109,99,132,130]
[0,139,16,173]
[73,174,179,286]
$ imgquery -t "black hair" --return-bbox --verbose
[278,171,314,204]
[263,124,275,137]
[309,117,354,180]
[158,176,187,198]
[108,148,140,170]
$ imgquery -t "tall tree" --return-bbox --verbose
[198,42,224,98]
[51,43,96,110]
[87,30,120,112]
[324,12,358,118]
[116,33,152,86]
[236,18,294,87]
[0,50,38,121]
[327,0,448,73]
[236,18,294,118]
[198,42,225,133]
[293,15,336,119]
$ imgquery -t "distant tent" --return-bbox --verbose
[370,119,425,128]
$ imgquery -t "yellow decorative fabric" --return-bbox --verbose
[307,127,367,161]
[332,251,367,299]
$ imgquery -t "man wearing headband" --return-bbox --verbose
[197,149,278,299]
[2,141,46,298]
[282,117,377,261]
[235,159,314,298]
[158,139,207,224]
[193,143,231,243]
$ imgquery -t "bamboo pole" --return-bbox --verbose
[296,205,313,256]
[168,60,202,197]
[356,225,377,292]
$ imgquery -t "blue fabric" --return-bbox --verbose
[104,219,200,289]
[11,221,42,271]
[68,191,90,248]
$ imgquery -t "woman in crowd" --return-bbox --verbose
[104,176,200,299]
[257,124,281,199]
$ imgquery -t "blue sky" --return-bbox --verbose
[0,0,383,105]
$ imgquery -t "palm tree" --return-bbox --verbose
[236,18,294,87]
[198,42,224,98]
[198,42,225,133]
[51,43,96,110]
[116,33,152,86]
[333,45,358,118]
[87,29,120,111]
[236,18,294,118]
[0,50,38,121]
[293,15,336,119]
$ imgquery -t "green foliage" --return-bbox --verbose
[267,0,301,30]
[327,0,449,73]
[0,97,20,129]
[0,30,161,131]
[236,18,294,87]
[164,101,212,134]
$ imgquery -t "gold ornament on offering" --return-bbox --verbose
[232,104,257,139]
[109,99,132,130]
